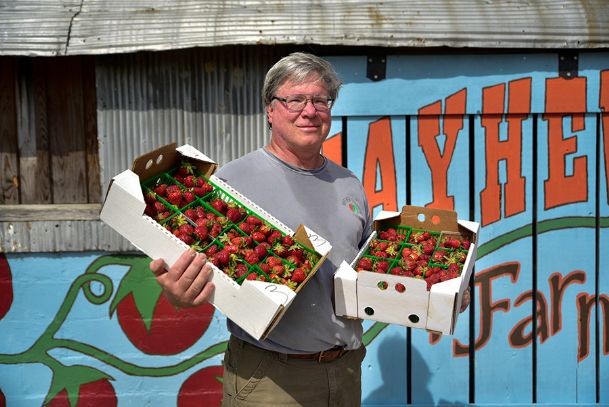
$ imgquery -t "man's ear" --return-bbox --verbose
[266,104,274,128]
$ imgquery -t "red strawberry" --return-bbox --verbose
[183,175,197,188]
[193,186,207,197]
[177,223,192,235]
[215,250,230,266]
[357,257,373,271]
[210,199,228,214]
[177,161,196,176]
[290,268,306,283]
[235,263,249,278]
[251,231,266,243]
[243,250,260,265]
[183,191,196,203]
[167,191,183,206]
[273,243,287,258]
[194,225,209,241]
[153,184,167,196]
[238,222,253,234]
[246,215,263,226]
[266,256,283,267]
[177,234,194,245]
[254,244,268,258]
[267,229,283,244]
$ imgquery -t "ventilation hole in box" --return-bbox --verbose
[417,213,426,222]
[364,307,375,316]
[395,283,405,293]
[408,314,420,323]
[377,281,388,290]
[145,159,153,170]
[156,154,164,165]
[431,215,441,225]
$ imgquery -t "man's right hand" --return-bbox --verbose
[150,249,214,308]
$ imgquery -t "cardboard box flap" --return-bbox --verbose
[176,144,218,178]
[132,143,179,180]
[295,224,332,257]
[131,142,218,182]
[399,205,458,232]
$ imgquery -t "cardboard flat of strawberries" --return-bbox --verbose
[355,226,472,290]
[100,143,331,340]
[334,205,479,335]
[141,163,321,291]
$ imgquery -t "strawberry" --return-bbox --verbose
[153,184,167,196]
[238,222,253,234]
[194,225,209,241]
[357,258,373,271]
[251,231,267,243]
[210,198,228,214]
[183,175,197,188]
[254,244,268,258]
[242,249,260,265]
[245,272,257,281]
[246,215,263,226]
[373,260,390,274]
[235,263,249,279]
[183,191,196,203]
[431,249,447,263]
[177,161,196,176]
[290,267,306,283]
[267,229,283,244]
[272,243,287,258]
[266,256,283,267]
[167,191,183,207]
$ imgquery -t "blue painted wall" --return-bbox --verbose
[1,51,608,406]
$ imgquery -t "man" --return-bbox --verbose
[151,52,472,406]
[151,52,372,406]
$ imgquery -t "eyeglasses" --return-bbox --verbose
[271,95,334,113]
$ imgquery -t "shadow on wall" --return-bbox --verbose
[363,334,466,406]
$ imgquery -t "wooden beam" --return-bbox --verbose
[0,204,101,221]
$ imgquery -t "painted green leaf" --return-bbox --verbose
[43,364,113,407]
[109,256,163,332]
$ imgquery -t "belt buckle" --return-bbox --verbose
[317,348,344,363]
[317,350,332,363]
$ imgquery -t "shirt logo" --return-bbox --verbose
[342,197,360,215]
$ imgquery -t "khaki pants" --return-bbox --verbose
[222,336,366,407]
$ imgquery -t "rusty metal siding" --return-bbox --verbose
[2,1,609,56]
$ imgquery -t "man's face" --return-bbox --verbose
[266,76,332,153]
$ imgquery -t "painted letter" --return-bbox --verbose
[418,89,466,210]
[543,77,588,209]
[362,117,398,213]
[480,78,530,226]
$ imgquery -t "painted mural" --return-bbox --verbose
[1,52,609,406]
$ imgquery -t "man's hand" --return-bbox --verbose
[459,286,471,313]
[150,249,214,308]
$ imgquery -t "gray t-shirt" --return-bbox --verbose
[215,148,372,353]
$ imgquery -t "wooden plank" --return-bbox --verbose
[0,204,101,221]
[535,112,597,403]
[0,57,19,204]
[82,56,101,203]
[347,116,407,404]
[410,111,471,404]
[16,58,51,204]
[46,57,87,203]
[473,106,534,403]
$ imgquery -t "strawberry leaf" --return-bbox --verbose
[43,364,113,407]
[109,256,162,332]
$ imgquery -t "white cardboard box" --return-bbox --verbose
[100,143,331,340]
[334,205,479,335]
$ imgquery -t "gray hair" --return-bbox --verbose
[262,52,342,107]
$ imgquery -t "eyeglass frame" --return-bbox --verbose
[271,95,335,113]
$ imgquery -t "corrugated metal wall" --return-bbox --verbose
[96,46,288,193]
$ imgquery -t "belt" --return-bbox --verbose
[286,346,349,363]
